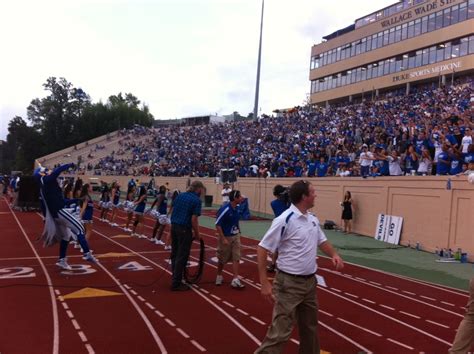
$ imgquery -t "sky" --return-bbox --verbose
[0,0,396,140]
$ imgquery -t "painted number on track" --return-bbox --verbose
[118,261,153,271]
[61,264,97,276]
[0,267,36,279]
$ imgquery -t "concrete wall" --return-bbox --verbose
[75,174,474,257]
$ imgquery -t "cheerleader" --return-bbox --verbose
[73,178,83,198]
[99,183,111,221]
[148,185,170,245]
[108,182,121,227]
[79,183,94,241]
[123,185,136,232]
[131,185,147,238]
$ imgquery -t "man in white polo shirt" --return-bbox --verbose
[255,180,344,354]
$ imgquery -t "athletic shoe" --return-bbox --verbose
[231,278,245,289]
[56,258,72,270]
[130,233,137,237]
[215,275,223,286]
[138,234,147,239]
[111,223,118,227]
[164,245,171,251]
[171,283,191,292]
[155,239,165,245]
[83,252,98,263]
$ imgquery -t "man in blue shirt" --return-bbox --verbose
[215,190,245,289]
[170,180,204,291]
[437,144,452,176]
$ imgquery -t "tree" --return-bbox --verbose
[27,77,92,151]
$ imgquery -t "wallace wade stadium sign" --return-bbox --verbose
[392,61,461,83]
[381,0,459,28]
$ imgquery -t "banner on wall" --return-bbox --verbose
[374,214,403,245]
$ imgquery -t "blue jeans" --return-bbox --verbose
[170,224,193,288]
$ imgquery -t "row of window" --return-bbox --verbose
[311,0,474,70]
[355,0,426,28]
[310,35,474,94]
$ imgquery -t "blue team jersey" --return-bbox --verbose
[270,199,289,218]
[215,204,240,237]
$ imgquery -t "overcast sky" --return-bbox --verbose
[0,0,395,140]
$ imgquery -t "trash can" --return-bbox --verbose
[204,195,213,207]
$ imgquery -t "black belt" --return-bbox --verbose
[277,269,315,279]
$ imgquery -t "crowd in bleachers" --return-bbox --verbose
[78,79,473,178]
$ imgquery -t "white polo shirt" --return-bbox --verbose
[259,204,327,275]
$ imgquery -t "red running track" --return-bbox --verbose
[0,198,470,353]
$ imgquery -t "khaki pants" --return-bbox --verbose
[450,278,474,353]
[255,272,319,354]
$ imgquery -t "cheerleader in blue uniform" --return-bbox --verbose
[108,182,121,227]
[99,183,111,221]
[148,185,170,245]
[79,184,94,242]
[123,185,136,232]
[131,185,147,238]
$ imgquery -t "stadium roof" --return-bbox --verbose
[322,24,356,41]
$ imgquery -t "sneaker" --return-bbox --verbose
[171,283,191,292]
[164,245,172,251]
[83,252,98,263]
[231,278,245,289]
[215,275,223,286]
[56,258,72,270]
[155,239,165,245]
[139,234,148,239]
[111,223,118,227]
[130,233,137,237]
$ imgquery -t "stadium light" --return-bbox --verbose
[253,0,264,120]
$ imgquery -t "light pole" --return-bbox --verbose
[253,0,264,120]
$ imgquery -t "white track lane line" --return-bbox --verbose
[93,229,262,346]
[337,317,382,337]
[191,340,206,352]
[319,320,372,353]
[85,343,95,354]
[399,311,421,319]
[9,203,60,354]
[321,268,463,318]
[318,255,469,297]
[362,298,376,304]
[387,338,414,350]
[319,310,333,317]
[319,287,452,346]
[379,305,395,311]
[176,328,190,339]
[95,261,168,353]
[420,295,436,301]
[426,319,450,329]
[78,331,88,343]
[441,301,455,307]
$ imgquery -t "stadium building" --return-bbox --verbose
[310,0,474,105]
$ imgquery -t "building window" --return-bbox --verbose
[408,52,416,68]
[459,2,468,21]
[444,42,452,60]
[395,25,402,42]
[460,37,469,56]
[402,54,408,70]
[443,8,451,27]
[407,20,415,38]
[436,44,445,62]
[451,39,461,58]
[435,10,443,30]
[469,0,474,18]
[383,29,390,46]
[389,27,396,44]
[469,35,474,54]
[429,46,436,64]
[414,18,422,36]
[422,48,430,65]
[451,4,460,24]
[415,49,423,67]
[427,13,436,32]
